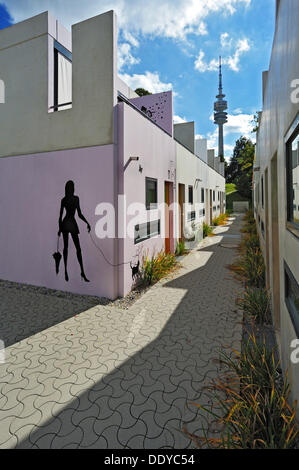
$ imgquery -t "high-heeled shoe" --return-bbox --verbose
[65,271,69,282]
[81,272,90,282]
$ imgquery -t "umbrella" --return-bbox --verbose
[52,235,62,274]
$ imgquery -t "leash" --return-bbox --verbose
[89,232,134,267]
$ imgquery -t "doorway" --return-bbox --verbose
[271,154,280,329]
[165,182,174,253]
[178,183,185,243]
[209,189,213,224]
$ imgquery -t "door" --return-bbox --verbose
[165,182,173,253]
[271,154,280,329]
[205,189,209,223]
[178,184,185,242]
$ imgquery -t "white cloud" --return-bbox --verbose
[119,71,173,94]
[226,38,250,71]
[122,31,139,48]
[195,35,251,73]
[194,51,219,72]
[4,0,251,41]
[225,112,255,138]
[220,32,232,48]
[205,112,255,157]
[233,108,243,114]
[118,43,140,71]
[174,115,187,124]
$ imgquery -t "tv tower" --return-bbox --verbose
[214,56,228,162]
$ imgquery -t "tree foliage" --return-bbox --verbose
[225,136,255,199]
[135,88,152,97]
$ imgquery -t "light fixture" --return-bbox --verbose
[124,156,140,171]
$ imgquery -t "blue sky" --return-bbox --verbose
[0,0,276,159]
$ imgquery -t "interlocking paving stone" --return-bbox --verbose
[0,216,243,448]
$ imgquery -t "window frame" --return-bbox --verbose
[134,219,160,244]
[285,115,299,236]
[284,261,299,338]
[145,177,158,210]
[53,40,72,112]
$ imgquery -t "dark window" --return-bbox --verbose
[201,188,205,203]
[261,176,264,208]
[218,192,220,201]
[286,123,299,230]
[213,190,215,201]
[146,177,158,209]
[188,186,193,204]
[53,41,72,112]
[134,220,160,244]
[285,262,299,337]
[188,211,196,221]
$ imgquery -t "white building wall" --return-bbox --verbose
[254,0,299,408]
[0,10,117,157]
[176,141,225,246]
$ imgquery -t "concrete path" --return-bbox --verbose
[0,215,243,449]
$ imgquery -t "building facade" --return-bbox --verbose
[0,10,225,300]
[253,0,299,406]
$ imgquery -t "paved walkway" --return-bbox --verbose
[0,215,243,449]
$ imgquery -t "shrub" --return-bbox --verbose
[240,247,265,288]
[203,223,212,238]
[240,232,260,252]
[175,240,187,256]
[140,251,178,286]
[212,217,219,226]
[185,332,299,449]
[237,288,271,325]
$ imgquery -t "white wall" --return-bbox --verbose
[176,142,225,241]
[0,10,117,157]
[254,0,299,407]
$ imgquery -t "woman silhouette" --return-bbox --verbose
[58,180,91,282]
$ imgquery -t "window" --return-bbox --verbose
[213,190,215,201]
[285,262,299,337]
[188,186,193,204]
[201,188,205,203]
[146,177,158,209]
[134,220,160,244]
[261,176,264,208]
[286,120,299,231]
[218,192,220,201]
[53,41,72,111]
[188,211,196,221]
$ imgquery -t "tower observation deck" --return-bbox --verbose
[214,56,228,161]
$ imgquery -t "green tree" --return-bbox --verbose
[225,137,255,199]
[235,137,255,199]
[135,88,152,97]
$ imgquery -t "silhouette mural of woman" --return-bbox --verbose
[58,180,91,282]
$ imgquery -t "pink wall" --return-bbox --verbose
[117,102,177,296]
[129,91,173,136]
[0,145,119,299]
